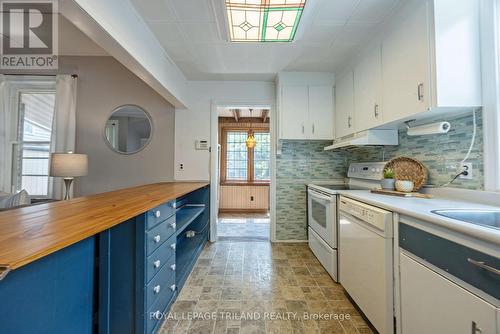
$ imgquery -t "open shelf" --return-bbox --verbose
[175,205,205,236]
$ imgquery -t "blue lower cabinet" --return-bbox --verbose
[0,237,95,334]
[146,234,176,283]
[99,185,209,334]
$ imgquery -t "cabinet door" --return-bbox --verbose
[280,85,308,139]
[382,0,431,123]
[308,85,334,140]
[335,71,354,138]
[400,253,497,334]
[354,46,383,131]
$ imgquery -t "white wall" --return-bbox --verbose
[59,56,176,196]
[175,81,275,181]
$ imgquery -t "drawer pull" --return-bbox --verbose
[153,235,161,243]
[171,202,176,209]
[152,310,162,320]
[170,243,176,250]
[170,264,176,271]
[153,285,161,294]
[467,258,500,276]
[170,222,176,229]
[170,284,176,291]
[155,210,161,218]
[153,260,161,268]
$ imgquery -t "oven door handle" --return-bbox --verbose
[308,189,335,202]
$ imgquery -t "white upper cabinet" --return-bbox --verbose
[309,85,334,140]
[354,46,383,132]
[335,71,355,139]
[280,85,309,139]
[382,0,481,123]
[277,72,334,140]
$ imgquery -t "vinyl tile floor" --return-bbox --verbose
[217,213,270,241]
[159,242,372,334]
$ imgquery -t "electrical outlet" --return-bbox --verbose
[459,163,473,179]
[179,163,184,171]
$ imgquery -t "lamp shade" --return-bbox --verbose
[50,152,88,177]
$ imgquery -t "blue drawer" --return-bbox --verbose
[146,233,176,282]
[146,287,176,334]
[146,216,176,255]
[146,201,176,230]
[146,255,175,308]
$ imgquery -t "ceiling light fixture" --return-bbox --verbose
[246,109,257,148]
[226,0,307,42]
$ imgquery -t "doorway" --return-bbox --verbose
[211,105,274,242]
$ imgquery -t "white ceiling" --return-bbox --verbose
[131,0,401,81]
[218,108,269,118]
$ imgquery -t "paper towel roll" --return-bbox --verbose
[407,122,450,136]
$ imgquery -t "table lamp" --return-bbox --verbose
[50,152,88,200]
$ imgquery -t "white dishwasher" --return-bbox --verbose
[339,196,394,334]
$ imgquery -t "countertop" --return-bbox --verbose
[337,190,500,247]
[0,182,208,271]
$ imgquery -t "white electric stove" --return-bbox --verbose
[307,162,386,281]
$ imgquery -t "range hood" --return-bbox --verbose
[324,130,399,150]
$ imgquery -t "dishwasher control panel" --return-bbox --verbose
[339,196,393,233]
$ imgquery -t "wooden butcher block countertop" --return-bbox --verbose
[0,182,208,271]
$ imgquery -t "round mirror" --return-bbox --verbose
[104,105,153,154]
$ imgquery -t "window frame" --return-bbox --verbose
[13,90,56,198]
[221,127,270,185]
[0,76,56,197]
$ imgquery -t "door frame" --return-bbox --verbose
[210,99,276,242]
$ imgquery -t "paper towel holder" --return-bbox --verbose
[404,119,451,136]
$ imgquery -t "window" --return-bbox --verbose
[225,0,307,42]
[253,132,270,180]
[226,131,248,180]
[224,130,270,183]
[12,92,56,196]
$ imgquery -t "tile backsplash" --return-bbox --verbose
[275,141,346,241]
[347,111,484,190]
[275,111,483,241]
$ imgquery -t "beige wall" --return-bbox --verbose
[59,56,175,196]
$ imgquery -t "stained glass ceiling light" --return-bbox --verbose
[226,0,307,42]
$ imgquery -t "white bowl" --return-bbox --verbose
[395,180,414,193]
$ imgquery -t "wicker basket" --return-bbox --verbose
[384,157,428,191]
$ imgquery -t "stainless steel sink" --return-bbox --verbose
[431,209,500,230]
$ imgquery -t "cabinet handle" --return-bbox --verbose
[170,284,176,291]
[471,321,483,333]
[170,264,176,271]
[467,258,500,276]
[153,260,161,268]
[170,243,176,250]
[155,210,161,218]
[347,116,352,128]
[374,104,379,118]
[312,124,315,134]
[153,285,161,294]
[170,202,176,209]
[417,83,424,102]
[170,222,176,229]
[301,124,305,134]
[153,235,161,243]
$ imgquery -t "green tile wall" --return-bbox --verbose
[275,111,484,241]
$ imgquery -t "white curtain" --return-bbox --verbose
[50,75,78,199]
[0,74,8,193]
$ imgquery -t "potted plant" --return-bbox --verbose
[381,168,396,190]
